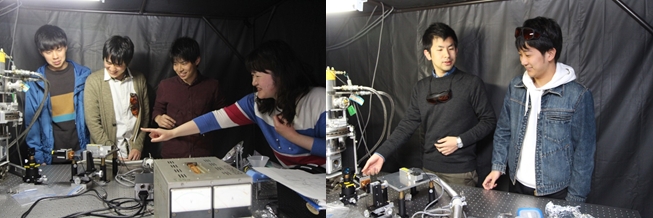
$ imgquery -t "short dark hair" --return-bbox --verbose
[515,16,563,62]
[245,40,315,124]
[34,25,67,53]
[169,37,200,63]
[102,35,134,66]
[422,22,458,51]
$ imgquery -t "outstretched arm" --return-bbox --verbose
[141,119,200,143]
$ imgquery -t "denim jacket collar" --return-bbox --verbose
[514,80,564,97]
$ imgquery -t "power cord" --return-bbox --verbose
[23,149,152,217]
[60,194,151,218]
[20,185,152,218]
[113,148,148,187]
[410,171,450,218]
[20,189,107,218]
[114,168,145,187]
[137,190,149,215]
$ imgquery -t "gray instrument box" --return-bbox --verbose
[153,157,252,218]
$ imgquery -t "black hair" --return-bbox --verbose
[102,35,134,66]
[515,16,563,62]
[422,22,458,51]
[169,37,200,63]
[34,25,67,53]
[245,40,315,124]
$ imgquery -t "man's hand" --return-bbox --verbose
[141,128,174,142]
[482,171,502,190]
[361,154,385,176]
[155,114,176,129]
[126,149,141,160]
[434,136,458,156]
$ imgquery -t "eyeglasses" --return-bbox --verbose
[515,27,541,40]
[426,74,453,104]
[129,93,139,117]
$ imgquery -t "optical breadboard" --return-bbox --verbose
[153,157,252,218]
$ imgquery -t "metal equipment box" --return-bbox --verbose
[153,157,252,218]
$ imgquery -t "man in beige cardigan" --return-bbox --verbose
[84,36,149,160]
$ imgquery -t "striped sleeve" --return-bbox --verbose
[193,94,256,134]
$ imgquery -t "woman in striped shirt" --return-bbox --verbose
[141,40,325,168]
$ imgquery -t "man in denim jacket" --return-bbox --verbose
[482,17,596,202]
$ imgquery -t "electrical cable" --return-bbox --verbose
[357,2,386,167]
[353,103,371,156]
[410,171,452,218]
[20,187,153,218]
[328,4,395,166]
[368,1,384,97]
[8,0,22,56]
[21,189,106,218]
[326,7,393,50]
[326,6,394,51]
[113,146,148,187]
[0,3,17,14]
[334,85,379,163]
[366,89,387,153]
[0,0,26,166]
[333,73,396,165]
[61,196,151,218]
[0,1,20,17]
[363,5,377,27]
[357,90,394,163]
[355,88,392,165]
[378,91,395,138]
[334,73,372,158]
[114,167,144,187]
[421,172,466,218]
[327,5,377,50]
[8,72,50,167]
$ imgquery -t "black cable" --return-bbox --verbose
[64,197,149,218]
[21,189,105,218]
[117,145,132,171]
[62,199,148,218]
[20,188,151,218]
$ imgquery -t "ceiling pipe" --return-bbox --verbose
[259,5,277,43]
[202,16,246,64]
[138,0,147,15]
[337,0,507,17]
[18,5,249,20]
[612,0,653,35]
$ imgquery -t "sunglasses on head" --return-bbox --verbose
[515,27,541,40]
[426,75,453,105]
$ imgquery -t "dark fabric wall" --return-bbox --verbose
[0,0,323,163]
[327,0,653,216]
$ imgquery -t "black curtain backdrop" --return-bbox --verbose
[0,0,323,164]
[327,0,653,216]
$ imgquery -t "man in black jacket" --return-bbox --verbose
[361,22,496,187]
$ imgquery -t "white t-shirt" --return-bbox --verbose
[515,89,542,189]
[104,69,136,159]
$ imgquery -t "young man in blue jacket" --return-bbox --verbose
[482,17,596,202]
[25,24,91,165]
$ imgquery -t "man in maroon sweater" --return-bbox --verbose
[152,37,226,158]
